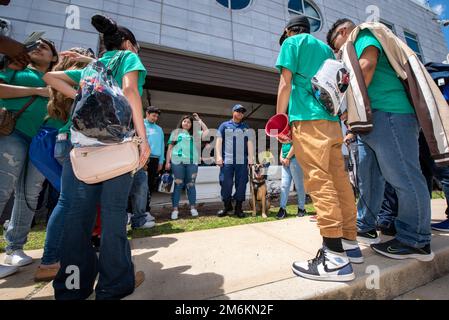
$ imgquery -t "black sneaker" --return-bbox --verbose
[357,229,381,245]
[297,208,307,218]
[371,239,435,262]
[218,201,233,217]
[234,201,246,219]
[377,223,397,237]
[277,208,287,220]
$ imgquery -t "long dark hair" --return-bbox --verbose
[177,115,194,136]
[91,15,139,53]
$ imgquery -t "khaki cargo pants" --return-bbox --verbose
[292,120,357,240]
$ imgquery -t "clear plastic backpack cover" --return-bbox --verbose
[71,52,134,147]
[311,59,351,117]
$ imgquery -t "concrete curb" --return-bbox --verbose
[213,234,449,300]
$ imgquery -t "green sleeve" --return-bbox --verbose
[0,68,15,83]
[276,40,299,74]
[167,132,174,145]
[354,29,383,59]
[121,52,147,88]
[64,70,82,84]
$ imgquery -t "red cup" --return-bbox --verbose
[265,114,292,144]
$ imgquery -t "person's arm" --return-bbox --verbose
[0,83,49,98]
[283,145,295,167]
[158,128,165,171]
[165,144,173,171]
[193,113,210,138]
[0,35,30,68]
[276,68,293,115]
[286,146,295,160]
[215,137,223,167]
[42,72,78,99]
[247,138,255,166]
[122,71,150,167]
[359,46,379,87]
[279,149,285,166]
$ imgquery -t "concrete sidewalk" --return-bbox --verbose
[1,200,449,300]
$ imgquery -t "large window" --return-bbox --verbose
[288,0,322,32]
[404,31,423,62]
[216,0,252,10]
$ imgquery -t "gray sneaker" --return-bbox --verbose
[0,265,18,279]
[134,221,156,230]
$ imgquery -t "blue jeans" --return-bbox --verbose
[0,131,46,253]
[219,164,249,202]
[280,158,306,210]
[53,160,135,300]
[377,132,449,226]
[377,182,398,228]
[171,163,198,208]
[41,139,76,265]
[356,111,431,248]
[129,169,148,228]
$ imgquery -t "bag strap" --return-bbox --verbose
[13,95,38,120]
[106,51,126,78]
[0,70,38,120]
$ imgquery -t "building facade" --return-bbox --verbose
[2,0,448,202]
[2,1,448,131]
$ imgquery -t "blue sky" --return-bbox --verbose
[427,0,449,49]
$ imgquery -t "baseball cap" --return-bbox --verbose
[279,15,311,45]
[232,104,247,113]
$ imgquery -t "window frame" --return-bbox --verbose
[404,30,424,62]
[215,0,253,10]
[287,0,323,33]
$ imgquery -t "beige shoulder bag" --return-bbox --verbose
[70,137,141,184]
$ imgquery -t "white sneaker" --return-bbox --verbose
[127,212,132,225]
[191,208,199,217]
[292,247,355,282]
[135,221,156,230]
[0,265,19,279]
[171,210,179,220]
[145,212,156,222]
[4,250,33,267]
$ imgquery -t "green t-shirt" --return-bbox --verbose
[45,117,66,130]
[282,143,295,160]
[354,29,414,114]
[64,50,147,96]
[168,130,200,165]
[0,67,49,138]
[276,34,339,123]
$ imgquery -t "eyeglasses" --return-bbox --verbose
[330,27,347,50]
[235,110,246,114]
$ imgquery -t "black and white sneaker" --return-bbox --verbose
[357,229,381,245]
[371,239,435,262]
[292,247,355,282]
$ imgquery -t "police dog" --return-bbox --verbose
[249,163,270,218]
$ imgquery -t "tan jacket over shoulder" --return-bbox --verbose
[341,22,449,166]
